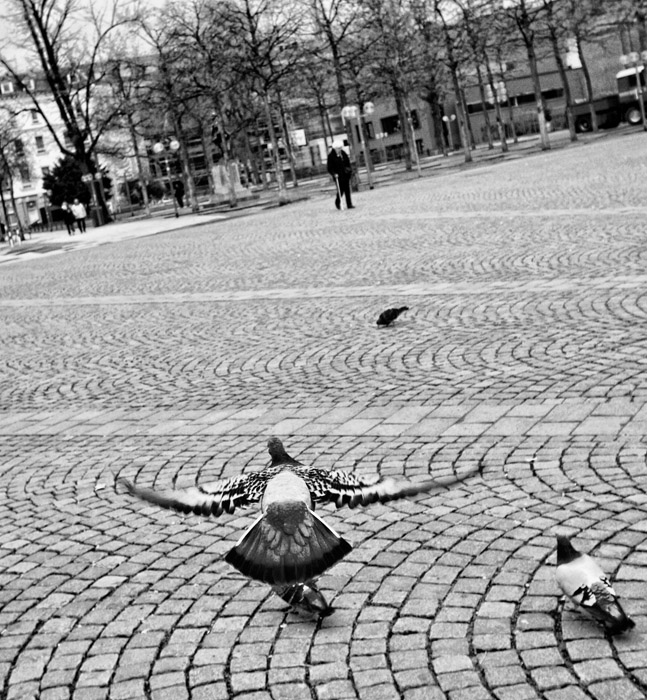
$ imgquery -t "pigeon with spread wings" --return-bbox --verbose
[118,437,477,590]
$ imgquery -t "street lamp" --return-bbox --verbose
[81,172,104,226]
[442,114,457,152]
[153,138,181,217]
[341,103,374,190]
[375,131,388,162]
[620,51,647,131]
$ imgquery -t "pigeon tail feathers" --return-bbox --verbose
[586,582,635,634]
[225,509,352,585]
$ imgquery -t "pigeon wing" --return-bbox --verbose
[556,556,635,633]
[117,471,267,517]
[305,468,478,509]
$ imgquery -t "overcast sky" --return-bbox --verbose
[0,0,167,69]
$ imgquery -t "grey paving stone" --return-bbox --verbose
[2,133,647,700]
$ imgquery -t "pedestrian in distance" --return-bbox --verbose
[173,180,185,208]
[327,141,354,210]
[61,202,76,235]
[71,198,87,233]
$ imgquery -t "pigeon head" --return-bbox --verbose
[556,535,580,564]
[267,436,286,457]
[267,436,302,466]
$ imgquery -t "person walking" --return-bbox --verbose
[71,198,87,233]
[173,180,185,208]
[61,202,76,235]
[326,141,355,210]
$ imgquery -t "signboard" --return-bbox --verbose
[290,129,307,147]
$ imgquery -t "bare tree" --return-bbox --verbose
[221,0,304,204]
[358,0,424,172]
[433,0,473,162]
[166,0,245,207]
[540,0,577,140]
[0,106,30,239]
[409,0,450,155]
[503,0,552,150]
[105,56,153,215]
[0,0,136,224]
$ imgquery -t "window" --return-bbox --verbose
[541,88,564,101]
[63,132,73,147]
[0,81,14,94]
[41,166,50,177]
[19,165,31,183]
[410,110,420,130]
[31,109,39,123]
[381,115,401,135]
[14,139,24,156]
[35,135,45,152]
[365,121,375,139]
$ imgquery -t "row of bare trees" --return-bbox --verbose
[0,0,645,217]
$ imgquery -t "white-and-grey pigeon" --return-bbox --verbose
[118,437,476,587]
[555,535,635,635]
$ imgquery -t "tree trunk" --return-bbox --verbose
[126,111,151,216]
[276,91,298,188]
[476,65,494,149]
[548,27,577,142]
[636,10,646,51]
[575,34,598,132]
[484,62,508,152]
[263,92,288,203]
[243,129,261,187]
[172,122,199,213]
[317,98,331,152]
[439,15,472,163]
[394,88,412,170]
[0,180,11,240]
[7,173,25,239]
[215,102,238,208]
[525,40,551,149]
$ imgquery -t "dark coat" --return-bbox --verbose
[327,148,352,181]
[61,206,75,224]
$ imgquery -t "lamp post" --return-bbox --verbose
[620,51,647,131]
[375,131,388,163]
[341,103,374,190]
[442,114,457,152]
[153,138,181,217]
[81,172,104,226]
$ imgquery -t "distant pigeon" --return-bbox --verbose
[118,437,476,589]
[377,306,409,326]
[555,535,635,634]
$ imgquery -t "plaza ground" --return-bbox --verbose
[1,128,646,700]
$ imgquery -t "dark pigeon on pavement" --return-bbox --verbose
[377,306,409,327]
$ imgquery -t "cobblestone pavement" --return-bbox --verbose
[1,132,647,700]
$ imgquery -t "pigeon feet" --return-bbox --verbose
[274,581,333,617]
